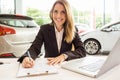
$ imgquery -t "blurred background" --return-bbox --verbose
[0,0,120,29]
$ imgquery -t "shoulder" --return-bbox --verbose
[39,24,54,33]
[37,24,54,36]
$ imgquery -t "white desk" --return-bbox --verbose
[0,58,120,80]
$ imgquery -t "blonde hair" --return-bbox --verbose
[50,0,76,43]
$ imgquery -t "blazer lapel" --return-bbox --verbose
[48,26,59,54]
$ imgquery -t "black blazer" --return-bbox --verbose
[18,24,86,63]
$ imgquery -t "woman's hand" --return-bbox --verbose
[22,57,35,68]
[47,54,66,65]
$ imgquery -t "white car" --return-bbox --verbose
[0,14,40,57]
[80,21,120,55]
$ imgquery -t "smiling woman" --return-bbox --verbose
[18,0,86,68]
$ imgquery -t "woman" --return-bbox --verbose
[18,0,86,68]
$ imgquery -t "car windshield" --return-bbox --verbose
[0,18,39,28]
[101,22,120,31]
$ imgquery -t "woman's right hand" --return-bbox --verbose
[22,57,35,68]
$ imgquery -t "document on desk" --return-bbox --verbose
[16,58,58,77]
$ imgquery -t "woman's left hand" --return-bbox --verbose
[47,54,66,65]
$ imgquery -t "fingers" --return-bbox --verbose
[47,58,59,65]
[22,57,34,68]
[47,58,54,61]
[47,54,65,65]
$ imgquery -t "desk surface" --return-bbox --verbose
[0,57,120,80]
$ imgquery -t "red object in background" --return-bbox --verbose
[0,25,16,36]
[0,53,16,58]
[78,29,86,34]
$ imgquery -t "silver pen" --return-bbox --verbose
[27,51,31,60]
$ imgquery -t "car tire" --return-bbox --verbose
[84,39,101,55]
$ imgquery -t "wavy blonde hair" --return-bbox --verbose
[50,0,76,43]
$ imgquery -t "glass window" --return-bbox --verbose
[0,19,38,28]
[0,0,14,14]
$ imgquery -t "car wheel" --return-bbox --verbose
[84,39,101,55]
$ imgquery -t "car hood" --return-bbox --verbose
[79,29,96,36]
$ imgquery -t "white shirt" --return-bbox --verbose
[55,26,64,52]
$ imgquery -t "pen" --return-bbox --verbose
[27,51,32,60]
[27,51,34,67]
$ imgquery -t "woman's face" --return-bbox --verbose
[52,3,66,27]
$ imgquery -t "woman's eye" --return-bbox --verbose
[53,10,66,15]
[54,10,58,14]
[61,11,65,14]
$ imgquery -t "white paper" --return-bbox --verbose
[16,58,58,77]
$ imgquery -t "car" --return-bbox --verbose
[75,23,93,35]
[80,21,120,55]
[0,14,40,57]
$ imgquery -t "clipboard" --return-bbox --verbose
[16,58,58,78]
